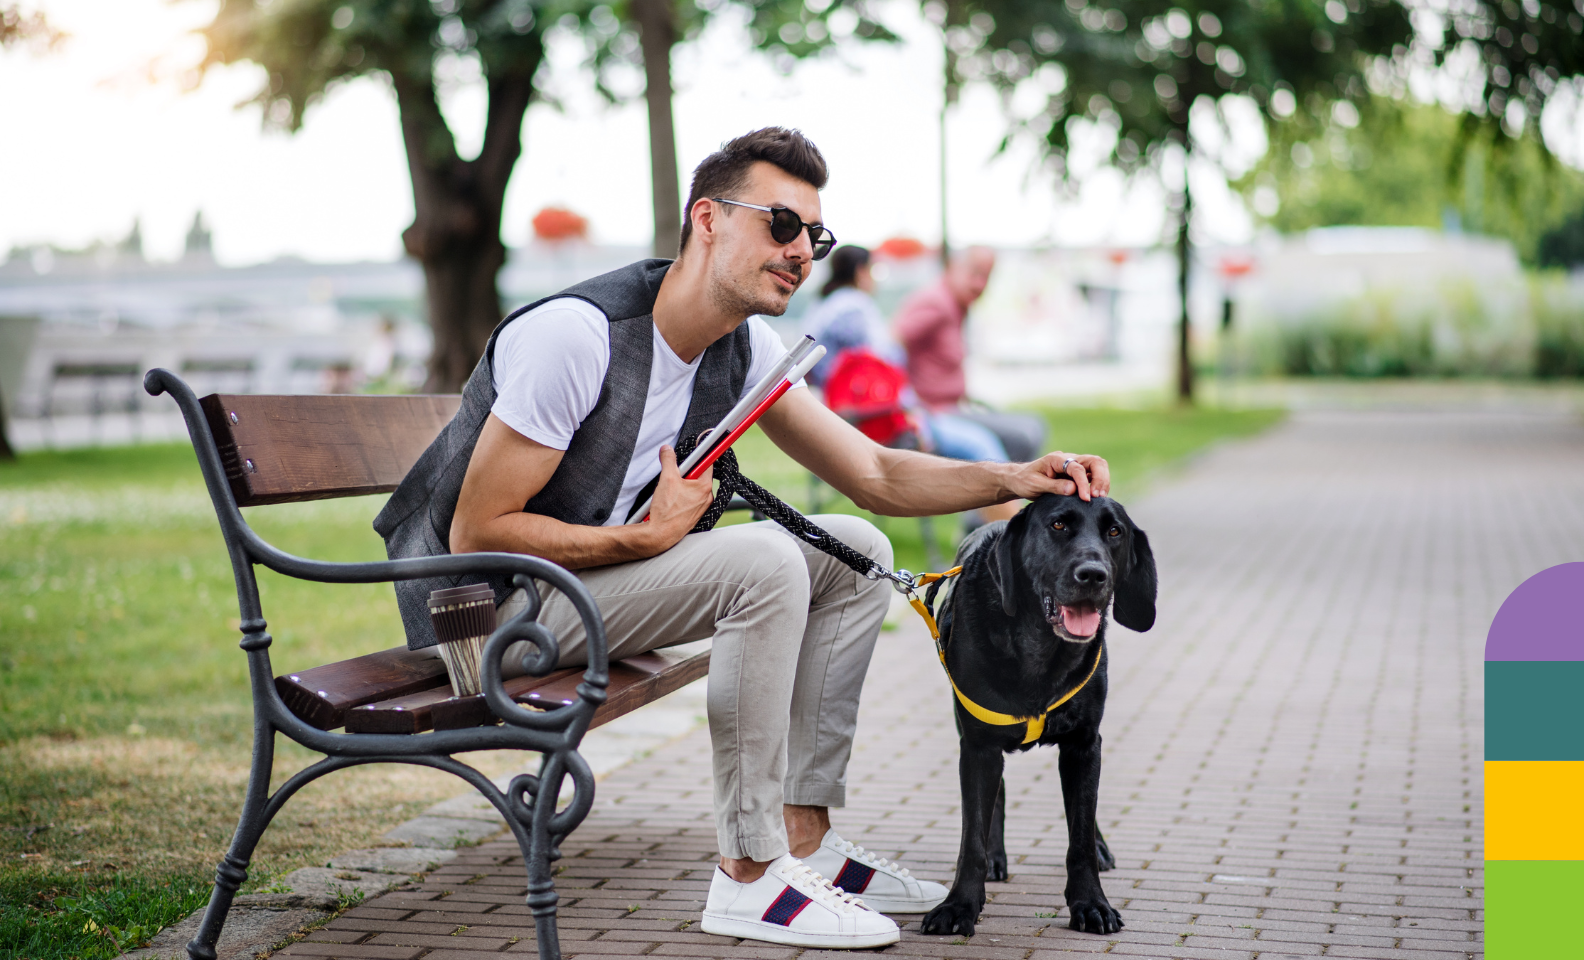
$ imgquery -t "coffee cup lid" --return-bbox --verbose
[429,583,495,609]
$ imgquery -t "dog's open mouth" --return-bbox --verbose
[1044,597,1102,639]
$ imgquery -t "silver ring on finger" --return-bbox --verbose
[1062,457,1079,474]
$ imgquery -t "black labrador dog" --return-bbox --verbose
[919,493,1156,937]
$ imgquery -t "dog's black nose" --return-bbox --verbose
[1074,562,1109,585]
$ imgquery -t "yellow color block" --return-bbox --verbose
[1485,761,1584,860]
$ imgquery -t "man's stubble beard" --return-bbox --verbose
[707,245,801,319]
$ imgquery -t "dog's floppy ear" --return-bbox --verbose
[1111,508,1157,632]
[986,506,1030,618]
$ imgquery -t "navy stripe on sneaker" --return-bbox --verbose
[761,887,813,926]
[833,859,876,894]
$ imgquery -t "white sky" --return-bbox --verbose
[5,0,1578,267]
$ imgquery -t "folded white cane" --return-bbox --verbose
[630,337,825,522]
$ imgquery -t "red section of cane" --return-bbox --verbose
[684,379,794,480]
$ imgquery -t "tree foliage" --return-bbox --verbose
[203,0,556,391]
[1241,94,1584,261]
[944,0,1413,397]
[1421,0,1584,140]
[199,0,892,381]
[563,0,894,257]
[0,3,63,50]
[946,0,1411,176]
[1538,205,1584,267]
[568,0,892,104]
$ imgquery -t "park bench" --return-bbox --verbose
[144,369,712,960]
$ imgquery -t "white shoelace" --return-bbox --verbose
[830,837,912,879]
[782,861,871,914]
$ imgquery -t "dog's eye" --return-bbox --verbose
[1108,526,1122,538]
[1052,521,1065,531]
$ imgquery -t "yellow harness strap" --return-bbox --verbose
[905,566,961,641]
[908,565,1104,745]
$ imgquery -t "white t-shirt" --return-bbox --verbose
[491,297,801,525]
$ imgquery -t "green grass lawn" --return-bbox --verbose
[0,403,1281,959]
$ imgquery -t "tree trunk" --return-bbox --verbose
[417,241,507,393]
[1176,176,1194,402]
[0,394,15,461]
[634,0,681,259]
[940,36,958,266]
[391,67,537,393]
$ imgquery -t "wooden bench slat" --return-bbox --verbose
[342,667,584,735]
[590,646,711,726]
[339,646,711,735]
[199,393,461,507]
[274,647,450,730]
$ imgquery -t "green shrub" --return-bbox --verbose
[1249,278,1550,378]
[1275,295,1437,377]
[1532,278,1584,377]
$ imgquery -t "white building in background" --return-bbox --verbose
[1,234,1191,450]
[1236,227,1524,323]
[0,224,1531,450]
[0,235,648,449]
[0,248,429,448]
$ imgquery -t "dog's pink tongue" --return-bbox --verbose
[1061,604,1101,637]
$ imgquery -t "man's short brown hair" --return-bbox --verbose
[678,127,829,254]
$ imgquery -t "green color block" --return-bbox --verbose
[1487,861,1584,957]
[1485,662,1584,760]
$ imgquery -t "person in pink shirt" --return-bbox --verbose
[893,247,1048,508]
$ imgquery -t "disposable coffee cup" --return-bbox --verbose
[427,583,497,697]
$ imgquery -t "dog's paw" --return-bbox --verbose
[1095,835,1116,872]
[920,899,979,937]
[1066,898,1123,935]
[986,848,1009,882]
[982,849,1007,887]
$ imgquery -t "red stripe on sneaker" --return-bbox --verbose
[761,886,813,926]
[833,859,876,894]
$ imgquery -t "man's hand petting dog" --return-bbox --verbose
[919,493,1157,939]
[1004,452,1111,503]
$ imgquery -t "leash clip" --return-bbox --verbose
[866,566,918,595]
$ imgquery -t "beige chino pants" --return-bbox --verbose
[492,514,893,862]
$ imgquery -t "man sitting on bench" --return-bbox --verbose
[374,127,1109,950]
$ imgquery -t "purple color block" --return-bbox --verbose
[1485,562,1584,661]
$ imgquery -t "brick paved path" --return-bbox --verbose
[280,405,1584,960]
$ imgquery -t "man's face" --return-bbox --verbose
[703,161,822,318]
[947,248,996,306]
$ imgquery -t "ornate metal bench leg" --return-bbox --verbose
[187,854,251,960]
[501,746,597,960]
[188,725,278,960]
[493,815,565,960]
[505,770,566,960]
[528,858,562,960]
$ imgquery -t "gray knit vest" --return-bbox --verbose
[372,259,753,649]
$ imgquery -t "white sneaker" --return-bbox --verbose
[701,853,901,948]
[802,828,949,914]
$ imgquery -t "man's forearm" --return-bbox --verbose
[454,512,673,571]
[843,448,1020,517]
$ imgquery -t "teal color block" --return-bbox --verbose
[1486,661,1584,761]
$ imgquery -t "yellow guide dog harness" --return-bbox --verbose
[904,567,1104,745]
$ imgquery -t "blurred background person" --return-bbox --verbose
[894,246,1047,467]
[800,245,902,386]
[807,244,1023,524]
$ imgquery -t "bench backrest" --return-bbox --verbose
[198,393,461,507]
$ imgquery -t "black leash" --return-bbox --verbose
[675,433,886,581]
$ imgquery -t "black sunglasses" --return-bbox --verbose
[711,198,837,261]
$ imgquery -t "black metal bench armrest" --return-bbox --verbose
[143,366,609,737]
